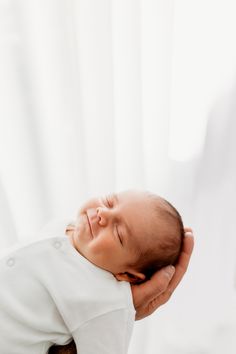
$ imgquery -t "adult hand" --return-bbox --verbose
[131,227,194,320]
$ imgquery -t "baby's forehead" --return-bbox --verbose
[119,190,159,205]
[119,191,163,216]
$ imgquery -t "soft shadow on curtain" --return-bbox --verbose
[1,0,236,353]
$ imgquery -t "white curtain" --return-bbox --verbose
[1,0,236,353]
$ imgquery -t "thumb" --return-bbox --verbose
[138,265,175,303]
[162,265,176,280]
[151,265,175,294]
[144,265,175,304]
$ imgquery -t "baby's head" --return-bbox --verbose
[67,190,184,284]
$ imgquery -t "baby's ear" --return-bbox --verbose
[115,272,146,284]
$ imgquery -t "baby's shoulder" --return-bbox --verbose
[0,234,67,262]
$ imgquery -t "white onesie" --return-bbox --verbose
[0,221,135,354]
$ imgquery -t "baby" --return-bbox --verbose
[49,189,184,353]
[0,190,184,354]
[67,189,184,282]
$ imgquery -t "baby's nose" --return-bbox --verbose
[96,207,109,226]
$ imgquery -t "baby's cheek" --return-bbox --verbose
[91,237,113,255]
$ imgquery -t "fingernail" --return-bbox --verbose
[164,265,175,278]
[185,231,193,237]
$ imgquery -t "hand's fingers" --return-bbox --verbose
[184,226,193,233]
[133,235,194,307]
[146,234,194,310]
[146,265,175,300]
[167,234,194,291]
[132,265,175,307]
[133,231,194,320]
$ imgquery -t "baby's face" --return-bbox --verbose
[70,190,158,282]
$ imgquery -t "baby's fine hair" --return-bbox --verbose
[129,192,185,280]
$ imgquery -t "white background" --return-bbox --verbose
[0,0,236,353]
